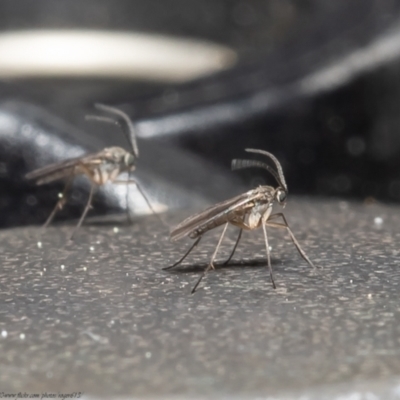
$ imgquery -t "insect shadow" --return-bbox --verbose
[164,148,318,294]
[26,104,159,240]
[166,257,271,274]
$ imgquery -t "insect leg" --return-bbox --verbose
[262,215,276,289]
[70,183,96,241]
[267,213,316,269]
[43,174,74,229]
[126,172,132,224]
[222,214,262,264]
[222,228,243,265]
[191,222,229,294]
[163,236,202,270]
[222,214,265,264]
[114,179,166,226]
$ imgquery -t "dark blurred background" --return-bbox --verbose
[1,0,400,227]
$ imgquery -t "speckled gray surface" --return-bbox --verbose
[0,198,400,399]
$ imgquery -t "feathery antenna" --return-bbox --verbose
[243,148,287,192]
[88,104,139,158]
[231,159,282,188]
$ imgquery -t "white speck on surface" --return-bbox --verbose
[126,272,129,276]
[110,320,115,325]
[350,279,353,283]
[1,330,7,338]
[19,333,25,340]
[374,217,383,226]
[58,192,63,198]
[83,267,87,271]
[269,246,272,251]
[145,352,152,359]
[368,293,372,299]
[113,227,119,233]
[89,246,95,252]
[37,241,42,249]
[43,267,46,271]
[61,264,65,270]
[82,330,108,344]
[39,271,43,276]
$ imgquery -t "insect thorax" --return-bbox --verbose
[101,147,135,169]
[87,147,134,184]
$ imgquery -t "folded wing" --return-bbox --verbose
[25,152,103,185]
[170,190,261,241]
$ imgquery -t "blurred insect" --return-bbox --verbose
[164,148,316,293]
[26,104,157,239]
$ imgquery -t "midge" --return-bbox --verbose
[165,148,316,293]
[26,104,157,239]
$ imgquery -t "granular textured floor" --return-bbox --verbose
[0,198,399,399]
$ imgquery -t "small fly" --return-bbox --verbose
[165,148,316,293]
[26,104,157,239]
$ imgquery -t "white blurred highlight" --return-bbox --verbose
[0,30,237,82]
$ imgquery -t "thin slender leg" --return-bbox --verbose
[163,236,202,270]
[125,171,132,224]
[191,222,229,294]
[267,213,316,269]
[70,184,96,241]
[43,175,74,229]
[223,229,243,265]
[114,179,166,226]
[262,218,276,289]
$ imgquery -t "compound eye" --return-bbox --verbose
[277,190,287,203]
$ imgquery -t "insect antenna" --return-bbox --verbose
[231,158,282,188]
[245,148,287,192]
[85,115,116,125]
[92,103,139,159]
[85,114,128,143]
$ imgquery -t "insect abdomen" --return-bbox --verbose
[189,208,248,239]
